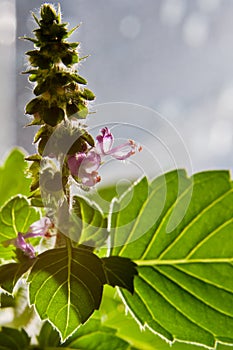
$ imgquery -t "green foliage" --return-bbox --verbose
[72,195,108,247]
[28,246,106,341]
[110,170,233,348]
[102,257,138,294]
[0,261,33,294]
[0,149,31,206]
[0,196,39,261]
[0,327,30,350]
[28,244,138,342]
[38,319,137,350]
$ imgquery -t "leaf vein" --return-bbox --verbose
[158,188,233,259]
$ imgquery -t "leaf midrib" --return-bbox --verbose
[135,258,233,265]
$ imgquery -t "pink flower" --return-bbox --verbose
[15,233,35,259]
[96,127,137,160]
[3,217,53,259]
[67,151,101,187]
[24,217,53,238]
[67,127,141,188]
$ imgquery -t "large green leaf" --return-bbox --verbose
[110,170,233,349]
[28,246,106,341]
[0,149,31,206]
[0,196,40,261]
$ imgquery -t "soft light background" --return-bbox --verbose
[1,0,233,175]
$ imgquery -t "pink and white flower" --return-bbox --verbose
[96,127,137,160]
[4,217,53,259]
[15,233,35,259]
[68,127,141,187]
[24,217,53,238]
[67,151,101,187]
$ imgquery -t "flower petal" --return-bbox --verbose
[67,153,86,176]
[16,233,35,259]
[81,172,101,187]
[96,127,114,154]
[26,217,52,237]
[80,151,101,172]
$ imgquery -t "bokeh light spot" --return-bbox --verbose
[183,13,209,47]
[160,0,186,26]
[198,0,221,13]
[119,15,141,39]
[208,120,233,155]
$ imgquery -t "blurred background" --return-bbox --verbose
[0,0,232,176]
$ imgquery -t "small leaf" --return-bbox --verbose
[0,149,31,206]
[0,261,33,294]
[37,321,60,348]
[111,170,233,348]
[0,327,30,350]
[72,196,108,247]
[28,246,106,341]
[63,318,137,350]
[0,196,39,261]
[38,318,139,350]
[102,256,138,294]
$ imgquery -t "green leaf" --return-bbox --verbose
[37,321,60,348]
[96,286,232,350]
[28,246,106,341]
[86,182,131,216]
[0,327,30,350]
[0,149,31,206]
[0,196,40,261]
[0,261,33,294]
[110,170,233,348]
[72,196,108,247]
[38,318,138,350]
[63,318,137,350]
[102,257,138,294]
